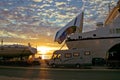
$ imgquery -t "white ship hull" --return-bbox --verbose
[66,37,120,58]
[52,0,120,67]
[0,44,37,58]
[65,1,120,61]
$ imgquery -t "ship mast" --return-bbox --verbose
[108,2,111,13]
[1,39,3,46]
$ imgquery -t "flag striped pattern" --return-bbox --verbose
[54,11,84,44]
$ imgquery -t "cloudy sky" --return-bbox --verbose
[0,0,118,47]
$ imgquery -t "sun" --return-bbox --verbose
[37,46,51,59]
[36,46,61,59]
[37,46,50,54]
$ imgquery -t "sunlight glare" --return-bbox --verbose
[37,46,50,54]
[37,46,53,59]
[37,46,65,59]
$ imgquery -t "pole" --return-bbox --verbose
[59,42,66,50]
[108,3,111,13]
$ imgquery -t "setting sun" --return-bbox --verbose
[37,46,53,59]
[37,46,50,54]
[36,46,67,59]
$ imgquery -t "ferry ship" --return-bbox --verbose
[49,0,120,68]
[66,0,120,63]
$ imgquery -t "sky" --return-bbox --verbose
[0,0,119,58]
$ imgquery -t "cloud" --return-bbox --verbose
[55,2,66,7]
[33,0,42,2]
[0,0,118,45]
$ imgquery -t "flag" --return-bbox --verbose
[54,11,84,44]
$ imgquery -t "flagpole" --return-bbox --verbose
[59,41,66,50]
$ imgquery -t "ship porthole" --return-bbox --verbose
[93,34,96,37]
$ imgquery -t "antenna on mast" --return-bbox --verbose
[108,2,111,13]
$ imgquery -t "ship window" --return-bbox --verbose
[79,36,82,39]
[65,53,72,58]
[109,29,112,34]
[73,53,80,57]
[109,29,116,34]
[93,34,96,37]
[116,28,120,33]
[109,28,120,34]
[84,51,91,55]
